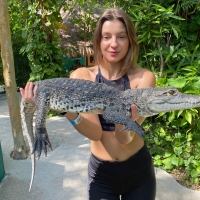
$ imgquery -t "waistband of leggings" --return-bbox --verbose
[89,144,152,176]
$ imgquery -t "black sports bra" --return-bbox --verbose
[95,66,131,131]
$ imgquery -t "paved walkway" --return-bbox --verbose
[0,92,200,200]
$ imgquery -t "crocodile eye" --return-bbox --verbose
[167,90,176,95]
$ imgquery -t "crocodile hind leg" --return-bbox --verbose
[102,107,145,138]
[33,92,52,159]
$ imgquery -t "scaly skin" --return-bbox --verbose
[21,78,200,191]
[20,101,36,192]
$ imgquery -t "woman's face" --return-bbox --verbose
[100,19,129,65]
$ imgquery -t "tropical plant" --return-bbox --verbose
[19,0,68,81]
[144,46,200,185]
[129,1,185,77]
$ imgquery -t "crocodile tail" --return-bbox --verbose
[29,153,35,192]
[20,99,36,191]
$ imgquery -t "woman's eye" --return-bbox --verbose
[102,36,109,40]
[118,35,127,39]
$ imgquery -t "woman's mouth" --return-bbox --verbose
[109,51,119,56]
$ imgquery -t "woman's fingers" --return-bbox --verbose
[20,82,37,104]
[130,104,139,121]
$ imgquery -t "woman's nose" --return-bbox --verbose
[110,37,118,48]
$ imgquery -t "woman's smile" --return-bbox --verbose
[109,51,119,56]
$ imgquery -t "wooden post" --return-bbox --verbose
[0,0,28,159]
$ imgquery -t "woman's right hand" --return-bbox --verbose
[20,82,37,105]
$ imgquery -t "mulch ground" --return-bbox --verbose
[170,168,200,191]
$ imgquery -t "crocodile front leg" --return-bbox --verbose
[102,107,145,138]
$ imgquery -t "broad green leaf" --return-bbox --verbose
[173,146,183,155]
[156,77,167,85]
[171,156,179,166]
[187,133,193,142]
[177,110,183,118]
[196,166,200,173]
[191,169,199,178]
[172,26,178,38]
[193,80,200,90]
[175,132,182,139]
[154,155,161,160]
[167,77,186,88]
[154,159,162,166]
[165,135,172,141]
[163,151,172,158]
[169,45,174,55]
[184,110,192,124]
[162,157,173,170]
[168,15,185,21]
[168,110,176,123]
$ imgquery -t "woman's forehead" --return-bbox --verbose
[101,20,126,33]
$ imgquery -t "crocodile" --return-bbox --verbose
[20,77,200,191]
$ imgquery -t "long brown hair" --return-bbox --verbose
[93,8,139,75]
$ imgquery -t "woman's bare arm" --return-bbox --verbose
[115,70,156,144]
[63,68,103,141]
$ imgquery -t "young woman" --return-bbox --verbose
[20,8,156,200]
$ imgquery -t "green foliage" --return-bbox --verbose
[144,64,200,184]
[175,0,200,15]
[123,0,200,185]
[128,1,185,76]
[18,0,68,81]
[121,0,200,79]
[144,107,200,184]
[130,3,184,42]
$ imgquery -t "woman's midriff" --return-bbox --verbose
[91,131,144,162]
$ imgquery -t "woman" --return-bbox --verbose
[21,8,156,200]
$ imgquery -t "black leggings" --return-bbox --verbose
[87,144,156,200]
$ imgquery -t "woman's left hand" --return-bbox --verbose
[20,82,37,104]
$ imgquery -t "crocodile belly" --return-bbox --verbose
[49,98,105,114]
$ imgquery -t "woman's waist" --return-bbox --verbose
[89,142,152,177]
[91,133,145,162]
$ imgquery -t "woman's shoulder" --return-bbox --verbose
[128,66,156,88]
[128,65,153,75]
[128,66,155,79]
[70,66,98,81]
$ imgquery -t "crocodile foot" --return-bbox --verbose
[32,128,52,159]
[121,120,145,138]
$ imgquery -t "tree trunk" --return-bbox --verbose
[0,0,28,159]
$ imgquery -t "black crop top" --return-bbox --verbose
[95,66,131,131]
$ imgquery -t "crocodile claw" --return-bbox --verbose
[32,128,52,159]
[121,120,145,138]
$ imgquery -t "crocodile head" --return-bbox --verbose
[128,86,200,117]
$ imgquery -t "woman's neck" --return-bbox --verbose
[100,61,123,80]
[99,65,122,80]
